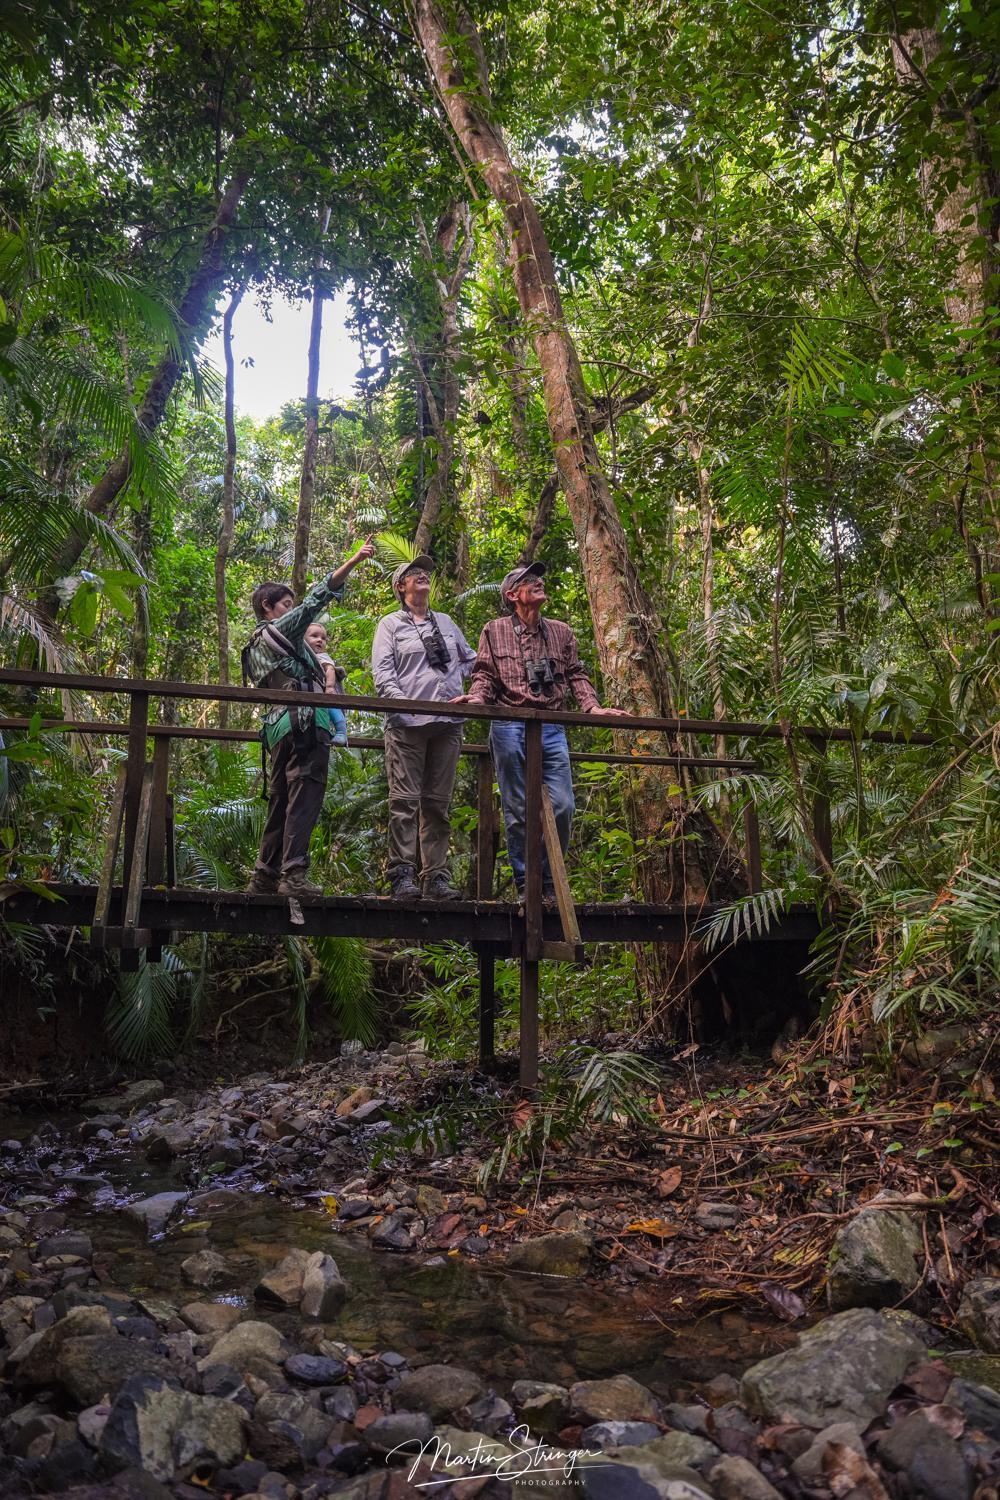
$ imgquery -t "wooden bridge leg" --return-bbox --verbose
[147,736,171,962]
[476,757,498,1071]
[120,691,149,903]
[92,765,128,948]
[519,956,539,1091]
[520,720,543,1091]
[121,764,154,971]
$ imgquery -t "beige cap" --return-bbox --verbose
[391,554,435,598]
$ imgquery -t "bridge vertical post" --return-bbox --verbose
[520,718,543,1090]
[475,754,497,1071]
[120,690,149,912]
[147,735,171,961]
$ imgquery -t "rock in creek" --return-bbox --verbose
[570,1374,662,1425]
[506,1230,592,1277]
[197,1320,288,1378]
[180,1249,230,1290]
[391,1363,485,1422]
[827,1194,923,1311]
[957,1278,1000,1354]
[124,1192,189,1238]
[300,1250,348,1319]
[100,1374,245,1482]
[741,1307,925,1427]
[254,1248,311,1307]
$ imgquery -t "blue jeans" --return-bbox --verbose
[489,721,574,893]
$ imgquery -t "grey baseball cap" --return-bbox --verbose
[500,561,546,610]
[391,554,435,597]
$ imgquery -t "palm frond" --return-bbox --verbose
[313,936,376,1045]
[107,949,190,1060]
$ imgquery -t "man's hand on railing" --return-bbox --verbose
[449,693,471,704]
[592,705,631,717]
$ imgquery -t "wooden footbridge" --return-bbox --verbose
[0,668,931,1085]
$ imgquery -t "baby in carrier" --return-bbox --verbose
[303,621,349,746]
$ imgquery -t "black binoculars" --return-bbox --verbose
[420,625,452,672]
[525,656,555,696]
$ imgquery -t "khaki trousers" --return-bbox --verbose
[384,722,463,880]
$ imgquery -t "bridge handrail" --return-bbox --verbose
[0,667,936,746]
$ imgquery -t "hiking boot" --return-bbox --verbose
[542,885,559,909]
[423,872,462,902]
[246,870,279,895]
[389,865,422,900]
[278,868,323,899]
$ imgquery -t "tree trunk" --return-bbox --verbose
[292,205,332,601]
[216,283,245,727]
[890,26,987,329]
[41,162,254,615]
[411,0,743,1027]
[412,201,474,554]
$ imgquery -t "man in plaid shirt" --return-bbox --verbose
[454,562,627,900]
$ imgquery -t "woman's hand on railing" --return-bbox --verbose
[449,693,471,704]
[593,705,631,717]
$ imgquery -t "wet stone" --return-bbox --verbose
[571,1375,662,1425]
[284,1353,349,1386]
[363,1409,434,1455]
[581,1420,662,1449]
[181,1249,230,1289]
[36,1231,92,1260]
[125,1191,189,1237]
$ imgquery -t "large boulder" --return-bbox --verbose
[511,1380,571,1437]
[957,1279,1000,1354]
[300,1251,348,1319]
[391,1363,485,1422]
[197,1320,288,1378]
[570,1375,662,1425]
[57,1335,178,1406]
[708,1455,783,1499]
[87,1080,165,1114]
[253,1248,311,1308]
[125,1193,189,1238]
[740,1308,924,1428]
[506,1232,591,1277]
[876,1409,973,1500]
[11,1305,112,1386]
[100,1374,245,1481]
[827,1198,923,1310]
[575,1448,713,1499]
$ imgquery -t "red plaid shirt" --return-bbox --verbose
[467,614,600,711]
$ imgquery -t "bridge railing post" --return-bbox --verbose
[475,754,497,1072]
[520,718,543,1091]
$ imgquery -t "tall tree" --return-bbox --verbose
[215,283,245,725]
[409,0,742,1023]
[408,200,474,554]
[292,206,333,602]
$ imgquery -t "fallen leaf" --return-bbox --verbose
[923,1402,965,1439]
[624,1218,679,1239]
[759,1281,806,1321]
[823,1442,889,1499]
[656,1166,682,1199]
[512,1099,534,1130]
[902,1361,954,1404]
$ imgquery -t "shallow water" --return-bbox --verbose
[3,1114,797,1400]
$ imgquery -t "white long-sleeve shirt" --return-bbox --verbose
[372,609,476,730]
